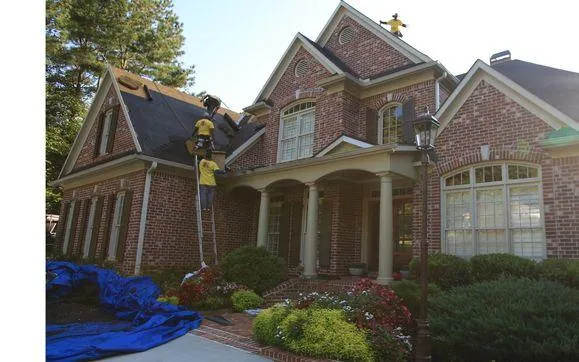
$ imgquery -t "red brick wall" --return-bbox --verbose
[73,86,137,170]
[56,171,146,274]
[414,80,579,259]
[231,137,265,171]
[323,15,414,79]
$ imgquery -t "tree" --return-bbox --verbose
[46,0,195,213]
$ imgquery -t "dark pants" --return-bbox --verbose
[200,185,215,210]
[196,135,214,150]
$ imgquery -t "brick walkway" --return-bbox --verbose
[192,311,334,362]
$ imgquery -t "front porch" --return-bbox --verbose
[225,144,419,284]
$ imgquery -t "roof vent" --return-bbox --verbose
[490,50,511,65]
[118,75,142,90]
[295,59,309,77]
[338,26,355,44]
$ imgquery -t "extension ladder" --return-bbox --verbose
[194,154,218,266]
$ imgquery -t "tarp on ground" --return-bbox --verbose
[46,261,202,361]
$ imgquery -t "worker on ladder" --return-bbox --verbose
[198,150,227,211]
[194,112,215,151]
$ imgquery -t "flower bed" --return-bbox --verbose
[253,278,413,361]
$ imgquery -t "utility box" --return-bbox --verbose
[213,151,226,169]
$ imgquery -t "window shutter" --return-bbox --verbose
[67,201,82,257]
[319,200,332,268]
[115,190,133,263]
[89,197,104,259]
[278,203,291,263]
[289,202,303,266]
[365,108,378,144]
[401,99,416,145]
[59,201,71,253]
[100,194,116,260]
[94,112,105,157]
[106,105,120,153]
[77,200,91,257]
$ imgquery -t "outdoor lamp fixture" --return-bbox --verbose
[413,109,439,362]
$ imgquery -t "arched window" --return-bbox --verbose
[278,102,315,163]
[378,103,403,144]
[442,163,544,260]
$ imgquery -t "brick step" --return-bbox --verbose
[263,277,363,306]
[193,325,264,354]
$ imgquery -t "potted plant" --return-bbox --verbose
[348,262,366,276]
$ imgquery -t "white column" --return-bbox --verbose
[376,172,394,285]
[257,188,269,247]
[303,182,319,278]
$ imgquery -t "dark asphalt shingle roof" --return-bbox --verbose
[300,34,353,74]
[491,60,579,121]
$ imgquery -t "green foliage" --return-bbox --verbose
[429,278,579,362]
[390,280,441,317]
[469,253,537,283]
[410,253,470,290]
[45,0,196,211]
[537,258,579,289]
[278,309,374,362]
[157,295,179,305]
[367,326,408,362]
[221,246,287,295]
[231,290,263,312]
[141,267,192,294]
[253,306,292,346]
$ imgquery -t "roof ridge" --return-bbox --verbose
[498,59,579,76]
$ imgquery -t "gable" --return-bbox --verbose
[436,60,579,137]
[316,1,430,67]
[316,135,372,157]
[322,14,414,79]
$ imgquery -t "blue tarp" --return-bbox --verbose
[46,261,203,361]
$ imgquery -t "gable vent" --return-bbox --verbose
[338,26,355,45]
[295,59,309,77]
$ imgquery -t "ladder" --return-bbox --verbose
[194,154,218,265]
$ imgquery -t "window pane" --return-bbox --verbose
[512,228,543,259]
[476,189,504,228]
[99,109,113,155]
[298,134,314,159]
[382,104,403,144]
[282,117,298,139]
[508,165,538,180]
[281,139,297,162]
[477,229,508,254]
[300,111,314,134]
[446,191,472,228]
[510,185,541,227]
[267,205,282,256]
[446,230,473,257]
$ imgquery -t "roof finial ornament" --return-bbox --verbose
[379,13,407,38]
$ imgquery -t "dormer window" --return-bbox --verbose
[95,105,120,157]
[278,102,315,163]
[378,103,403,144]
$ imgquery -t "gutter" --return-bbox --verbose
[134,161,158,275]
[435,71,448,111]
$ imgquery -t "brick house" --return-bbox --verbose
[52,1,579,282]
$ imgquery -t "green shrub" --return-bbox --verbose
[231,290,264,312]
[469,253,537,283]
[538,258,579,289]
[221,246,287,294]
[157,295,180,305]
[253,306,292,346]
[410,253,470,290]
[429,278,579,362]
[279,309,374,362]
[142,267,192,294]
[198,295,229,310]
[390,280,441,317]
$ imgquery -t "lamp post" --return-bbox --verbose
[413,110,440,362]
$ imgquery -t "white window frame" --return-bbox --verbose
[98,108,114,156]
[277,102,315,163]
[107,192,125,260]
[62,200,76,254]
[82,197,99,258]
[441,162,546,260]
[377,103,403,145]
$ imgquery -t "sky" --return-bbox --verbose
[174,0,579,113]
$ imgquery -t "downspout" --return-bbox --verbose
[134,161,157,275]
[435,71,448,111]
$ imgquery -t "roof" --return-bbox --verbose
[491,60,579,121]
[301,34,353,74]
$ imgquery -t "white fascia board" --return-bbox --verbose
[51,154,139,186]
[59,70,112,178]
[316,1,431,64]
[251,34,343,104]
[108,65,142,153]
[436,59,579,135]
[316,135,372,157]
[225,128,266,165]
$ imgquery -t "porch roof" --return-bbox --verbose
[223,144,419,190]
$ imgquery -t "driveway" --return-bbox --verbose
[102,333,271,361]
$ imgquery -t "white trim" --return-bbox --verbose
[277,103,316,163]
[225,128,266,165]
[316,135,372,157]
[82,197,99,258]
[315,1,430,64]
[107,191,126,261]
[436,60,579,136]
[377,102,403,145]
[252,33,343,104]
[135,161,157,275]
[108,65,143,153]
[62,200,76,254]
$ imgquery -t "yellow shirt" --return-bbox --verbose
[199,159,220,186]
[387,19,404,32]
[196,118,214,136]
